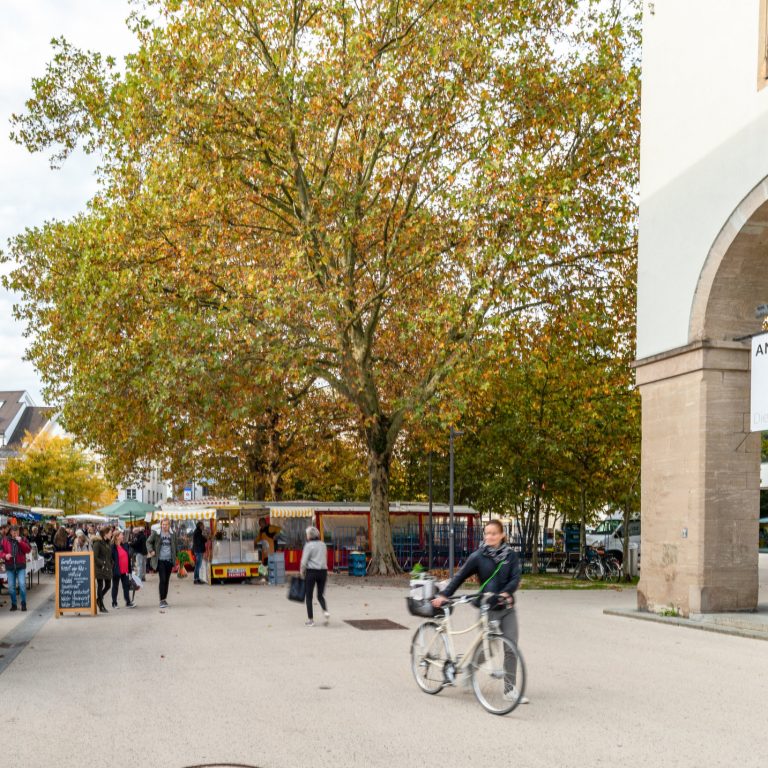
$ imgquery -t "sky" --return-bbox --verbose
[0,0,136,405]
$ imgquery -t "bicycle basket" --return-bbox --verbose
[406,596,439,618]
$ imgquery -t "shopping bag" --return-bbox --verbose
[130,572,142,591]
[287,576,305,602]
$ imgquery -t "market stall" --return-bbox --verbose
[266,501,480,572]
[154,504,228,582]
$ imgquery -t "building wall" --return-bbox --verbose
[638,0,768,359]
[118,466,169,506]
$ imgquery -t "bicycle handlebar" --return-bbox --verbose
[440,592,506,609]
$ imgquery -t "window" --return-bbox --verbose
[126,489,137,500]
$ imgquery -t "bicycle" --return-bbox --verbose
[595,550,623,583]
[576,547,622,583]
[572,545,602,581]
[409,593,527,715]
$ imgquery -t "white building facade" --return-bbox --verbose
[637,1,768,614]
[117,466,171,506]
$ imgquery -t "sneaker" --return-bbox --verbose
[21,603,27,612]
[10,605,17,612]
[111,603,118,609]
[126,601,136,608]
[159,600,168,609]
[504,687,529,704]
[305,620,315,627]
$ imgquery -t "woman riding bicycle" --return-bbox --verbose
[431,519,528,704]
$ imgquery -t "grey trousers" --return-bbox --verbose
[498,607,520,689]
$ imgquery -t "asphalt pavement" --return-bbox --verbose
[1,568,767,768]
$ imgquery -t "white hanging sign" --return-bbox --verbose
[750,331,768,431]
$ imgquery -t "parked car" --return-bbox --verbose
[586,518,640,563]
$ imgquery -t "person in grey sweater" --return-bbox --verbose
[300,526,329,627]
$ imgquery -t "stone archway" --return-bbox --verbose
[635,181,768,616]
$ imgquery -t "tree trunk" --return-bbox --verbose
[530,489,541,574]
[365,415,401,575]
[265,410,284,501]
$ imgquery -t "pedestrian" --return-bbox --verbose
[146,518,178,609]
[131,526,148,581]
[300,526,329,627]
[2,524,31,611]
[192,521,207,584]
[53,523,68,553]
[31,525,44,554]
[92,526,114,614]
[110,530,136,609]
[72,529,90,552]
[256,517,282,565]
[431,519,528,704]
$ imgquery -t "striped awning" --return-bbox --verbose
[268,507,315,518]
[153,508,217,521]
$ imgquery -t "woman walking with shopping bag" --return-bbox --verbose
[300,526,329,627]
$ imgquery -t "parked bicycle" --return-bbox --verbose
[409,592,527,715]
[572,546,622,582]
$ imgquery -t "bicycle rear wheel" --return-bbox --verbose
[470,635,526,715]
[410,621,450,694]
[605,557,622,583]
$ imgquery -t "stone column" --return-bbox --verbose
[635,340,759,616]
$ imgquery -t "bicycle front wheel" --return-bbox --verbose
[410,621,450,695]
[471,635,527,715]
[585,561,603,582]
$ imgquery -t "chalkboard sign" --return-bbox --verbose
[55,551,96,617]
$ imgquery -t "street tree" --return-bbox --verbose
[5,0,640,573]
[0,433,113,515]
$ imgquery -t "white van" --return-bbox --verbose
[586,518,640,562]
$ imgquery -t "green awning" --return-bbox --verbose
[95,499,157,519]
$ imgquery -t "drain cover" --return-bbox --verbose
[344,619,407,630]
[183,764,262,768]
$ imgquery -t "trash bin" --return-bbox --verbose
[627,543,639,578]
[349,551,367,577]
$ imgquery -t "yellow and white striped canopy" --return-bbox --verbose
[153,508,217,521]
[267,507,315,518]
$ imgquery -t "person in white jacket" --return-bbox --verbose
[300,526,329,627]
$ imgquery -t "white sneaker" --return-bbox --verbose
[323,610,330,623]
[504,687,529,704]
[305,620,315,627]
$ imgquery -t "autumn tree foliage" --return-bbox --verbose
[4,0,639,573]
[0,434,113,515]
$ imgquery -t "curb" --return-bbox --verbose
[603,608,768,642]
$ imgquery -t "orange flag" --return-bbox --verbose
[8,479,19,504]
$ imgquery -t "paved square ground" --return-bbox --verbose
[1,571,766,768]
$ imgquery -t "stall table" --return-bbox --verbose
[0,556,45,594]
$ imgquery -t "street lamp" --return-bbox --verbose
[449,425,463,578]
[428,451,433,571]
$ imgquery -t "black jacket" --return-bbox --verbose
[440,546,521,606]
[192,527,206,554]
[131,531,147,556]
